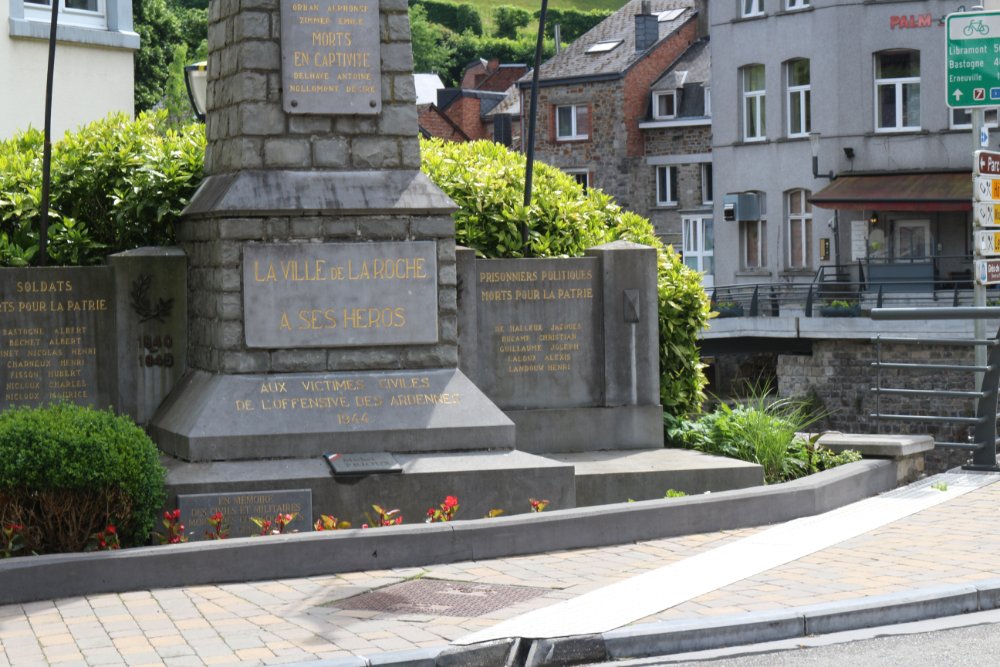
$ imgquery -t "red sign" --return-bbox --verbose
[978,150,1000,175]
[890,14,934,29]
[976,259,1000,285]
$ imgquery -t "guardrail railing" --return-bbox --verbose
[869,307,1000,472]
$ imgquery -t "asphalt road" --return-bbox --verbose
[597,608,1000,667]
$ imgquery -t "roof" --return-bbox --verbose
[650,37,709,92]
[810,172,972,212]
[525,0,694,83]
[484,84,521,117]
[414,73,444,106]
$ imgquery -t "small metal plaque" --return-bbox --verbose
[280,0,382,114]
[325,451,402,475]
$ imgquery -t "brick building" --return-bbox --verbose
[419,60,528,143]
[518,0,710,250]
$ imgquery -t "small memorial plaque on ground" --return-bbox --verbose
[325,451,402,475]
[177,489,313,540]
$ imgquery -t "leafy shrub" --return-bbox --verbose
[412,0,483,36]
[540,8,613,41]
[420,137,710,414]
[0,111,205,267]
[664,385,852,483]
[0,404,166,553]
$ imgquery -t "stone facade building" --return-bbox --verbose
[517,0,711,250]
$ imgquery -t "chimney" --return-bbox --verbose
[695,0,709,38]
[635,1,659,52]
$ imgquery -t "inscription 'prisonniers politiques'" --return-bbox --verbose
[281,1,382,114]
[242,241,439,348]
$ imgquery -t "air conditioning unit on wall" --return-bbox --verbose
[723,193,760,221]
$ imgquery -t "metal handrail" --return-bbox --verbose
[869,307,1000,472]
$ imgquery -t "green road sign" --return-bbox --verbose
[946,11,1000,108]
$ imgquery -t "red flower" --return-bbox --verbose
[444,496,458,508]
[106,525,117,534]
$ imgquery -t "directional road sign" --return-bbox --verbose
[975,201,1000,227]
[976,258,1000,284]
[976,229,1000,255]
[946,11,1000,108]
[976,150,1000,174]
[974,175,1000,201]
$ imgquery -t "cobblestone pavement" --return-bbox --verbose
[3,478,1000,666]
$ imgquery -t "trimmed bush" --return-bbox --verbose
[0,404,166,553]
[0,111,205,267]
[412,0,483,35]
[493,6,531,39]
[540,8,613,41]
[420,137,710,414]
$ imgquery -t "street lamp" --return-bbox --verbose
[184,61,208,122]
[809,131,835,180]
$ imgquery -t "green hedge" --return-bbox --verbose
[420,137,709,413]
[540,8,613,41]
[411,0,483,36]
[0,404,166,552]
[0,111,205,267]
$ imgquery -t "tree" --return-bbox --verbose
[133,0,207,112]
[492,6,531,40]
[410,5,456,76]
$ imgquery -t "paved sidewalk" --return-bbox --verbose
[3,472,1000,666]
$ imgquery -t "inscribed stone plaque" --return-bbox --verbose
[281,0,382,114]
[243,241,438,348]
[0,267,116,410]
[178,489,312,541]
[476,258,602,409]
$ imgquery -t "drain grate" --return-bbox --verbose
[332,578,549,616]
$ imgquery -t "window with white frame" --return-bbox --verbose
[701,163,713,204]
[555,104,589,141]
[875,50,920,132]
[786,58,810,138]
[951,108,999,129]
[740,219,766,270]
[656,166,678,206]
[23,0,106,29]
[652,91,677,120]
[564,169,590,191]
[742,0,763,18]
[786,0,810,10]
[786,189,812,270]
[742,64,766,141]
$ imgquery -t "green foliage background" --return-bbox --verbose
[420,138,710,414]
[0,111,205,266]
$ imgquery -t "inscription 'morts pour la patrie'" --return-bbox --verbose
[243,241,438,348]
[281,0,381,114]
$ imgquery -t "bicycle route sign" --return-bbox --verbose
[946,11,1000,108]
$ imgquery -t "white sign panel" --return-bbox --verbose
[850,220,868,262]
[975,175,1000,201]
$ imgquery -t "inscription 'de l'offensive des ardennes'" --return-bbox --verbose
[281,1,381,114]
[243,242,438,348]
[0,275,111,409]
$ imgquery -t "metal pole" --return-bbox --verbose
[521,0,549,257]
[974,107,986,390]
[38,0,60,267]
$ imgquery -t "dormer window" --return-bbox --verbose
[657,8,685,21]
[652,91,677,120]
[586,40,623,54]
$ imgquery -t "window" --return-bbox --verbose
[786,59,810,138]
[652,92,676,120]
[742,65,766,141]
[786,0,810,9]
[23,0,106,29]
[742,0,763,18]
[564,169,590,191]
[740,220,766,270]
[875,50,920,132]
[555,105,589,141]
[701,163,713,204]
[951,108,999,129]
[786,189,812,269]
[656,166,678,206]
[586,40,622,54]
[683,216,715,287]
[894,220,931,260]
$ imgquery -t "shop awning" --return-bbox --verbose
[809,172,971,211]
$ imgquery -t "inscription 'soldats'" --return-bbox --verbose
[281,0,382,114]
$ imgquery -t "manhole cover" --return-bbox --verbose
[332,578,549,616]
